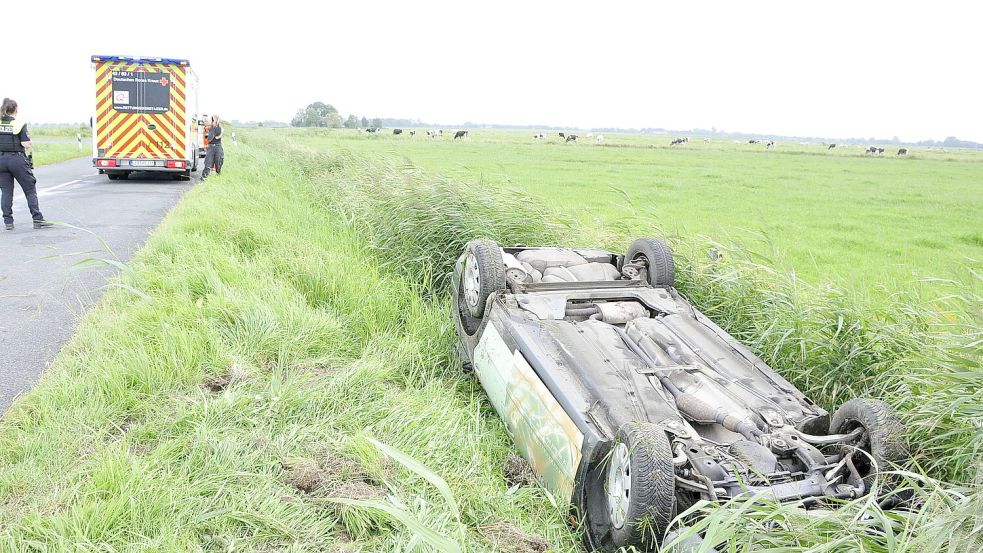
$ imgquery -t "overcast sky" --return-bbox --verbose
[5,1,981,141]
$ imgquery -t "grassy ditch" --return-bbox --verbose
[0,139,580,551]
[0,134,979,551]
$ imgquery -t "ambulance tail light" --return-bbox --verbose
[166,160,186,169]
[97,159,117,167]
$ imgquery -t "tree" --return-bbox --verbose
[370,117,383,128]
[360,117,369,128]
[291,102,343,127]
[344,114,359,129]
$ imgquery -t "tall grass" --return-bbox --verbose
[280,137,981,549]
[0,133,978,551]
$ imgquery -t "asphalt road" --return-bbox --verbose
[0,157,194,413]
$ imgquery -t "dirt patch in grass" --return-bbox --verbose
[202,362,248,392]
[482,522,550,553]
[327,481,387,501]
[282,455,383,496]
[503,453,537,487]
[283,459,325,494]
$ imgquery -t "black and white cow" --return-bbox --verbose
[897,148,908,156]
[366,127,379,133]
[565,134,578,143]
[393,129,403,135]
[559,132,566,139]
[533,133,545,140]
[409,130,416,137]
[670,137,688,146]
[454,130,468,139]
[766,140,775,149]
[748,139,760,144]
[827,143,837,150]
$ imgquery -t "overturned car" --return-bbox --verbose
[453,238,908,551]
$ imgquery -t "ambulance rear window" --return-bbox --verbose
[111,70,171,114]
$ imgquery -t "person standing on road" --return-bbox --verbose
[201,115,224,179]
[0,98,51,230]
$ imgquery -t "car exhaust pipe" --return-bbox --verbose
[613,325,763,442]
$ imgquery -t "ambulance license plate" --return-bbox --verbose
[129,160,157,167]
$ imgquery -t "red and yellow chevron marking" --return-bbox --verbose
[94,61,188,159]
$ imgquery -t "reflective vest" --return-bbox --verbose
[0,117,26,152]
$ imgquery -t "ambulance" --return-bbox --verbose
[91,55,201,180]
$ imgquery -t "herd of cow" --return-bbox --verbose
[363,127,470,139]
[670,137,911,156]
[534,132,605,144]
[359,127,914,156]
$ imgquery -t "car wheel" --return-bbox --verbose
[830,398,908,496]
[585,422,675,551]
[461,239,506,319]
[106,173,118,180]
[626,238,675,288]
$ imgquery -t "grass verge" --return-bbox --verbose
[31,142,86,167]
[0,133,979,551]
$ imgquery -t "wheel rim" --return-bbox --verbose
[607,442,631,529]
[463,252,481,310]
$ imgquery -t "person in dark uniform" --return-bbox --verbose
[0,98,51,230]
[201,114,224,179]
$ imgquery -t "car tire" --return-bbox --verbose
[626,238,675,288]
[106,173,118,181]
[461,239,506,319]
[585,422,675,551]
[830,398,908,496]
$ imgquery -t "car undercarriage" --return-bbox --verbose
[453,238,908,551]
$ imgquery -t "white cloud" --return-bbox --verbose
[5,0,981,141]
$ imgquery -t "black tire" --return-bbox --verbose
[626,238,675,288]
[460,239,506,319]
[830,399,908,496]
[106,173,118,181]
[584,422,675,551]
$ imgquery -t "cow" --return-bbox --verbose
[409,130,416,137]
[877,147,885,155]
[897,148,908,156]
[766,140,775,149]
[533,133,545,140]
[595,135,605,144]
[454,130,468,139]
[748,139,760,144]
[559,132,566,139]
[565,134,578,143]
[827,143,837,150]
[393,129,403,135]
[366,127,379,133]
[426,130,440,138]
[670,137,688,146]
[703,138,710,143]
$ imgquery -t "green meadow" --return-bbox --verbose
[292,128,982,301]
[0,130,978,551]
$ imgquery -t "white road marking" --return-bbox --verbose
[38,179,84,197]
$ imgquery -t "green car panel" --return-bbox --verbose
[474,324,584,501]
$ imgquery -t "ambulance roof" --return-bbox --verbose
[91,55,191,66]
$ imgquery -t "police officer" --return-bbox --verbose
[201,114,224,179]
[0,98,51,230]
